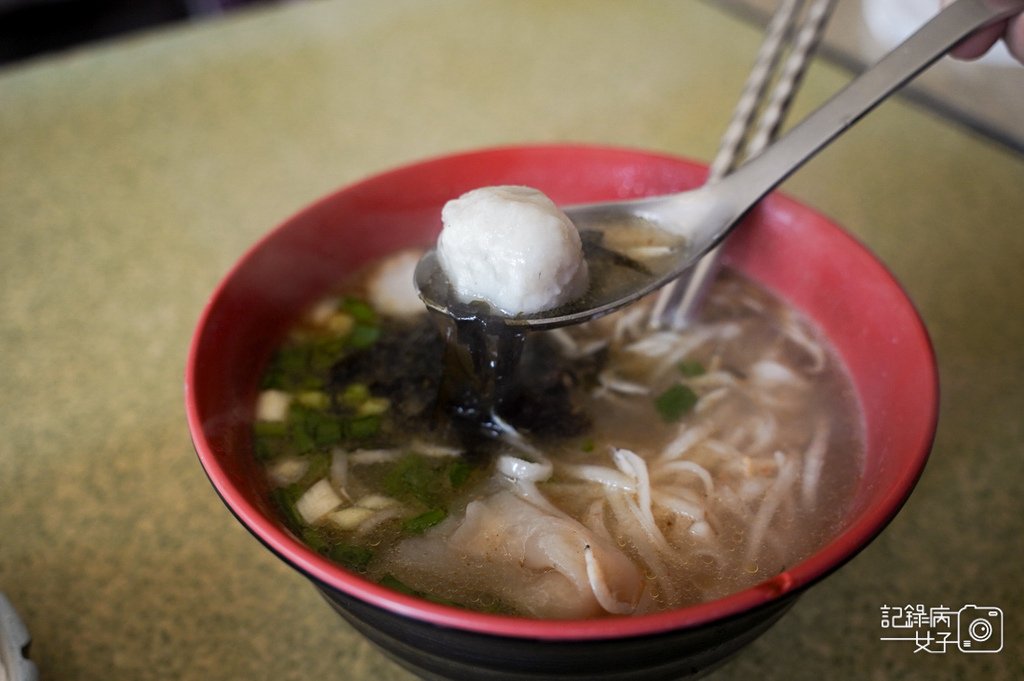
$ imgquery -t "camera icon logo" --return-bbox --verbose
[957,605,1003,653]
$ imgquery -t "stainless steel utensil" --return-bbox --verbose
[416,0,1023,331]
[647,0,836,331]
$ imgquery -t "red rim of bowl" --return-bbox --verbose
[186,143,938,641]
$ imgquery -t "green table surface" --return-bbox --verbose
[1,1,1022,679]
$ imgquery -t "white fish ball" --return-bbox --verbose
[366,249,426,317]
[437,186,589,315]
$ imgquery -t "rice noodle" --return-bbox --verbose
[591,385,633,407]
[611,450,673,555]
[584,545,639,615]
[356,506,407,537]
[329,448,350,499]
[688,521,714,540]
[658,423,713,462]
[623,332,681,358]
[780,307,827,372]
[607,493,676,603]
[749,360,808,388]
[560,463,635,491]
[546,328,580,357]
[650,491,703,522]
[693,386,731,414]
[800,418,830,509]
[650,324,740,377]
[411,440,464,458]
[497,455,553,483]
[613,450,659,536]
[654,460,714,496]
[492,413,547,460]
[686,370,740,390]
[348,449,403,465]
[745,452,800,563]
[260,269,861,617]
[582,499,616,544]
[743,413,778,455]
[611,304,647,344]
[597,370,650,395]
[548,329,608,359]
[496,452,569,518]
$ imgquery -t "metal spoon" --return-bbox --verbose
[416,0,1023,331]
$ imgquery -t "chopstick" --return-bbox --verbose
[648,0,837,331]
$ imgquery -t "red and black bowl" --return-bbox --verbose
[185,145,938,680]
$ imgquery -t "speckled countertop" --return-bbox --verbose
[1,1,1021,679]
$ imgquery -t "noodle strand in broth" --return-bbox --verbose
[252,250,863,618]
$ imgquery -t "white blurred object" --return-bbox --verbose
[861,0,1015,66]
[0,594,37,681]
[716,0,1023,151]
[366,249,427,317]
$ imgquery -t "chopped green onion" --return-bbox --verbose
[384,455,437,504]
[448,459,471,488]
[253,420,288,437]
[313,420,343,447]
[380,574,417,596]
[382,454,476,508]
[260,346,306,389]
[677,360,706,378]
[580,438,596,453]
[379,574,461,607]
[347,324,380,349]
[654,384,699,422]
[271,486,305,530]
[253,437,275,461]
[289,405,346,449]
[296,391,330,410]
[358,397,390,416]
[300,527,330,552]
[403,508,447,534]
[340,383,370,407]
[324,312,354,337]
[262,339,340,391]
[308,337,346,376]
[345,415,380,440]
[288,418,317,454]
[327,543,373,571]
[341,298,377,324]
[298,453,331,488]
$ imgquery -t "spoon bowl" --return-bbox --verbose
[416,0,1023,330]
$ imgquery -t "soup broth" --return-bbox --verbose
[253,251,863,618]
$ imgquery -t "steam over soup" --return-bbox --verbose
[253,250,863,618]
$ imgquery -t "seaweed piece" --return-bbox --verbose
[495,333,599,438]
[329,316,444,423]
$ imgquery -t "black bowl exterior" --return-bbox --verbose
[316,583,798,681]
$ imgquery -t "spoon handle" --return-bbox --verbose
[650,0,836,331]
[705,0,1023,223]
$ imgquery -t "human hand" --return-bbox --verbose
[943,0,1024,63]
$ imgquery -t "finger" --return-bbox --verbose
[950,21,1005,59]
[1006,14,1024,63]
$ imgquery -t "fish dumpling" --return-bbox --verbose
[387,490,643,618]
